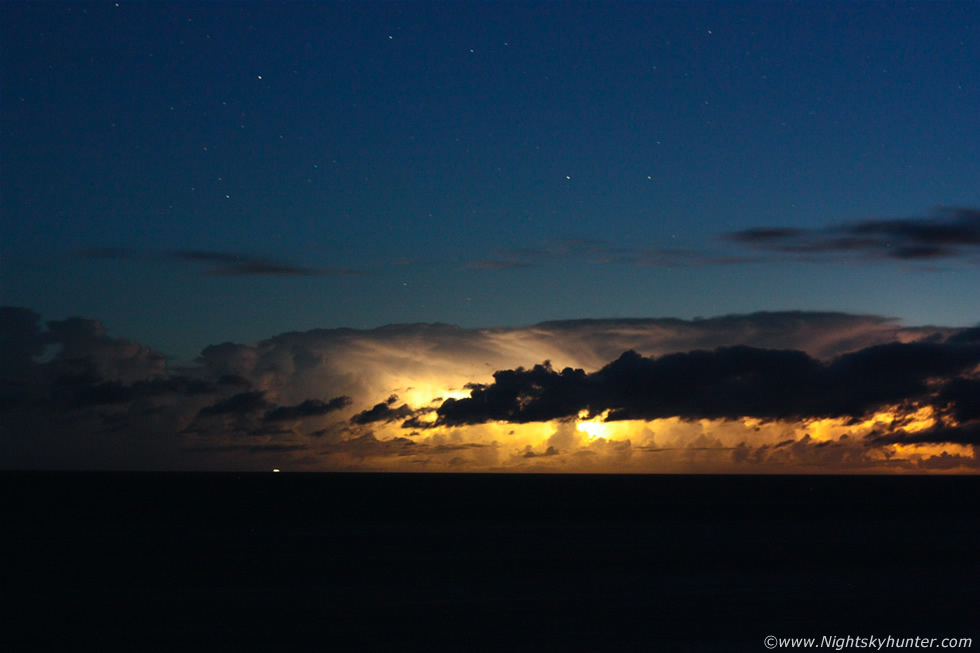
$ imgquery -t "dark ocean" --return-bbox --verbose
[2,472,977,650]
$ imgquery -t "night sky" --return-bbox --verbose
[2,1,979,472]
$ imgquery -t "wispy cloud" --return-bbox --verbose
[459,236,764,271]
[461,239,641,270]
[725,207,980,264]
[77,247,358,276]
[462,206,980,272]
[632,248,763,268]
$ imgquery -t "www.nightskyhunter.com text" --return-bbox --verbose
[764,635,973,650]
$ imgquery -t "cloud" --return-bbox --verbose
[187,443,309,454]
[869,422,980,447]
[1,307,168,392]
[430,340,980,426]
[0,307,48,380]
[435,362,590,426]
[731,433,887,471]
[523,445,560,458]
[934,377,980,424]
[462,239,652,270]
[77,247,357,276]
[725,207,980,263]
[264,396,352,422]
[917,451,979,470]
[2,305,976,471]
[79,208,980,280]
[631,248,762,268]
[350,394,419,425]
[197,391,270,418]
[323,432,419,460]
[171,250,355,276]
[455,237,766,271]
[529,311,949,364]
[71,377,216,408]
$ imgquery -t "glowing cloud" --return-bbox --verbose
[1,307,977,472]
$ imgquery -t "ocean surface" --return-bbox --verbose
[2,472,977,650]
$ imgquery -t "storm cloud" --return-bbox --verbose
[2,305,977,472]
[350,395,419,425]
[431,340,980,427]
[264,396,352,422]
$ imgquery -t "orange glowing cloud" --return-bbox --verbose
[2,307,977,472]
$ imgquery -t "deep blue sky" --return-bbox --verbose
[3,1,978,361]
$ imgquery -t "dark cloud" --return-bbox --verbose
[935,378,980,424]
[1,307,169,408]
[916,451,979,470]
[42,316,168,383]
[725,207,980,263]
[4,305,977,470]
[430,340,980,435]
[187,443,309,454]
[247,425,297,437]
[351,394,419,425]
[77,247,356,276]
[217,374,253,388]
[194,342,258,378]
[868,422,980,447]
[197,391,270,418]
[523,446,559,458]
[0,306,48,381]
[71,377,216,408]
[428,443,487,454]
[436,362,589,425]
[728,228,803,243]
[172,250,352,276]
[948,327,980,344]
[324,433,418,459]
[264,396,352,421]
[171,250,354,276]
[730,433,883,470]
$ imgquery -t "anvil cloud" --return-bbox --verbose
[1,306,976,472]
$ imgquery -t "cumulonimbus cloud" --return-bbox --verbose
[427,341,980,434]
[1,305,977,472]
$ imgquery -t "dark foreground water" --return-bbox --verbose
[2,472,977,650]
